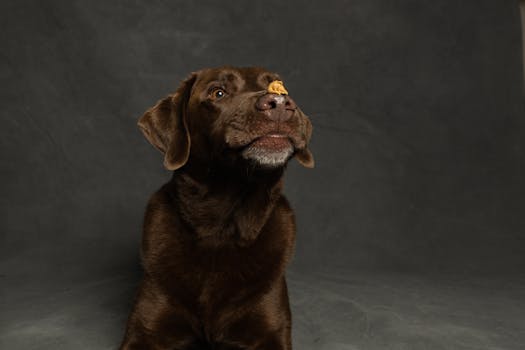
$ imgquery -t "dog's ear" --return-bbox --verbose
[138,74,196,170]
[295,116,315,168]
[296,148,314,168]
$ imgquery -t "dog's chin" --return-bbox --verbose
[241,135,294,168]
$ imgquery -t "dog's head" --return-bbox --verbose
[138,66,314,172]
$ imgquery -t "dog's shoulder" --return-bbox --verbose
[142,184,178,229]
[140,184,187,265]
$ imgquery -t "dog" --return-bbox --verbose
[120,66,314,350]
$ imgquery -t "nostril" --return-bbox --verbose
[285,97,297,110]
[269,101,277,109]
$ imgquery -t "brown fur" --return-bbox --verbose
[120,67,313,350]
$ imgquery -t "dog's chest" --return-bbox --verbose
[168,242,280,324]
[198,241,281,294]
[145,190,294,315]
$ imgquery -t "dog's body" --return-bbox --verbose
[120,67,313,350]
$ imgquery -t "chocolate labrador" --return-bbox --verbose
[120,66,314,350]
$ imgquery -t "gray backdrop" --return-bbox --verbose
[2,0,524,316]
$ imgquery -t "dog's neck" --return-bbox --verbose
[169,164,285,245]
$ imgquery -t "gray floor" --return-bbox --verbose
[2,268,524,350]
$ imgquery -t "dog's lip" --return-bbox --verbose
[259,133,290,139]
[249,133,294,146]
[227,132,300,151]
[235,133,294,153]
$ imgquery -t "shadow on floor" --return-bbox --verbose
[1,268,524,349]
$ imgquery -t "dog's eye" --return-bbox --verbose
[209,88,226,101]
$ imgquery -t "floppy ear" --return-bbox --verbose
[295,116,315,168]
[296,148,314,168]
[138,74,196,170]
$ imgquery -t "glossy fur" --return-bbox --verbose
[120,67,313,350]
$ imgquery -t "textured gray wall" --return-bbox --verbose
[1,0,524,287]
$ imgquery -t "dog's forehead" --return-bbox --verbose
[194,67,281,91]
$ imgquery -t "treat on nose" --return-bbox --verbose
[267,80,288,95]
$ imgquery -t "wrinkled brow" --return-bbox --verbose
[257,72,281,90]
[215,70,245,90]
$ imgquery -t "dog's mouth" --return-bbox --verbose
[247,134,293,151]
[240,133,295,167]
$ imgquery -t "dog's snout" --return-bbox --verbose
[255,94,297,122]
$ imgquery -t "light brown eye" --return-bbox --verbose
[209,88,226,100]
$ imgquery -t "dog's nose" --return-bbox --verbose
[255,94,297,122]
